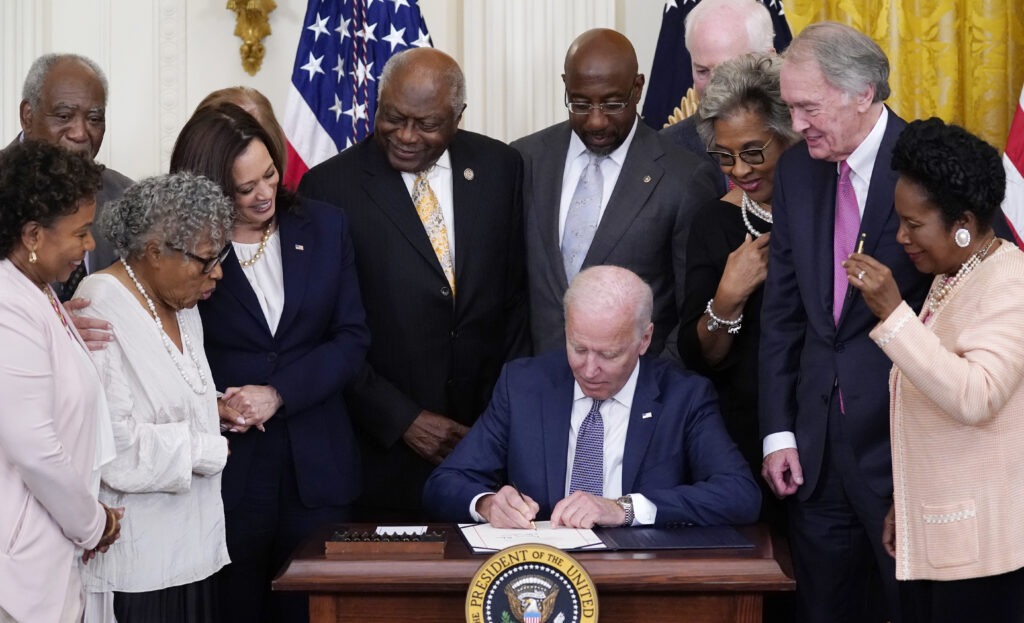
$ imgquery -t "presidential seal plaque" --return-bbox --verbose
[465,543,598,623]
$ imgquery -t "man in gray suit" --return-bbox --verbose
[12,53,133,297]
[512,28,719,356]
[659,0,776,195]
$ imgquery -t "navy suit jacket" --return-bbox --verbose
[298,131,530,517]
[199,199,369,510]
[424,352,760,526]
[758,110,930,501]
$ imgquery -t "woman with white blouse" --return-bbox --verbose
[76,173,235,622]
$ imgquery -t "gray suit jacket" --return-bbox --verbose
[4,135,132,272]
[512,120,720,356]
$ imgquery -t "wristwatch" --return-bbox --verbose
[615,495,634,526]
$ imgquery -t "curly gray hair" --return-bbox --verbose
[99,172,234,260]
[22,53,109,108]
[696,53,800,149]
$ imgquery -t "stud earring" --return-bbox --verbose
[28,249,38,264]
[954,228,970,248]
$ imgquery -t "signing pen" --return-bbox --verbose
[855,232,866,254]
[510,481,536,530]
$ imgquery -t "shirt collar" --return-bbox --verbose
[840,105,888,183]
[568,115,639,168]
[572,355,641,411]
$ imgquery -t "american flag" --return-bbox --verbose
[641,0,792,130]
[282,0,432,188]
[1002,82,1024,248]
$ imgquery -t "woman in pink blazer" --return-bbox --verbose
[0,141,121,623]
[846,118,1024,622]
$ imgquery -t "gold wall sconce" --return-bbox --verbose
[227,0,277,76]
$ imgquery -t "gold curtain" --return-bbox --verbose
[784,0,1024,150]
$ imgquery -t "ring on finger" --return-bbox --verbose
[857,269,866,280]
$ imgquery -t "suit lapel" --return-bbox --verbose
[361,141,449,285]
[536,126,572,291]
[621,358,660,493]
[218,247,272,333]
[276,209,310,333]
[450,134,479,306]
[585,122,661,266]
[541,361,576,508]
[812,159,840,325]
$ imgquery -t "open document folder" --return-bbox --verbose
[458,521,754,554]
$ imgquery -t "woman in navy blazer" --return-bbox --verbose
[170,102,369,623]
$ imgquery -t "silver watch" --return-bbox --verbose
[615,495,634,526]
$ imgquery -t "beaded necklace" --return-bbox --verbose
[41,284,75,340]
[120,258,208,395]
[740,192,773,238]
[237,221,274,268]
[926,237,998,314]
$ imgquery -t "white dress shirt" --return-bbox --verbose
[234,230,285,335]
[401,150,456,261]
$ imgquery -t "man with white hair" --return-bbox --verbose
[424,265,759,529]
[661,0,776,194]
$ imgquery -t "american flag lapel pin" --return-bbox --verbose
[642,412,653,419]
[295,244,304,251]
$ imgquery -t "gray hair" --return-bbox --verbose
[697,53,800,148]
[684,0,775,54]
[22,53,109,108]
[563,266,654,338]
[378,48,466,113]
[783,21,890,102]
[100,172,234,260]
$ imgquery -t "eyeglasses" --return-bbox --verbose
[167,242,232,274]
[706,137,775,167]
[564,86,636,116]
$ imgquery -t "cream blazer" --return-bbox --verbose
[870,242,1024,581]
[0,260,107,622]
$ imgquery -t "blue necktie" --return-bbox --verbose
[569,399,604,496]
[561,154,605,281]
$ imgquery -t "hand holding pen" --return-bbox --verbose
[842,233,904,321]
[475,483,540,529]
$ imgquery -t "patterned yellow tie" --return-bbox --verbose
[413,171,455,294]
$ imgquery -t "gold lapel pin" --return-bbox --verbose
[643,175,652,183]
[464,168,475,181]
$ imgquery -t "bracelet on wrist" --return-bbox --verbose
[101,505,119,541]
[704,298,743,335]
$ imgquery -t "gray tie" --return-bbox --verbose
[561,154,605,281]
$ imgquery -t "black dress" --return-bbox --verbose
[678,199,780,525]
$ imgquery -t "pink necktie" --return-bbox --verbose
[833,161,860,324]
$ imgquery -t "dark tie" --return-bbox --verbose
[569,399,604,496]
[59,262,88,302]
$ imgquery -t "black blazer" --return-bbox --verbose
[298,131,530,516]
[199,199,370,509]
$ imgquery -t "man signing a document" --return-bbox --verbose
[424,266,759,528]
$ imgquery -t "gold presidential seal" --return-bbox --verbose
[465,543,598,623]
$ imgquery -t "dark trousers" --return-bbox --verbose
[216,421,350,623]
[114,575,219,622]
[788,395,900,623]
[899,566,1024,623]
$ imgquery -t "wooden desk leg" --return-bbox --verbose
[309,594,339,623]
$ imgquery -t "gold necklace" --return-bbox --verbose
[41,284,75,339]
[238,222,274,268]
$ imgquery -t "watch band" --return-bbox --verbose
[616,495,634,526]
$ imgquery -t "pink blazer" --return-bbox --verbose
[0,260,106,622]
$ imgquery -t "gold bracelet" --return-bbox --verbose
[101,505,119,541]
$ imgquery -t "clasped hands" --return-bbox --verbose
[218,385,283,433]
[82,504,125,564]
[476,486,625,529]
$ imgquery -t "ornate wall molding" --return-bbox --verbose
[157,0,187,173]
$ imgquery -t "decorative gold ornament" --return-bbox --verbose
[226,0,277,76]
[663,87,700,128]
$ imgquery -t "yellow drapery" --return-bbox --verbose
[784,0,1024,150]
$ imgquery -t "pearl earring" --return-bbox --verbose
[954,228,971,248]
[28,249,38,264]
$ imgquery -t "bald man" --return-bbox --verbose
[660,0,776,194]
[512,29,719,358]
[424,266,759,528]
[299,48,529,521]
[10,53,134,299]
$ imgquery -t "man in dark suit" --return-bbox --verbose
[659,0,777,195]
[759,23,929,622]
[13,53,133,286]
[299,48,529,521]
[424,266,759,528]
[512,29,719,358]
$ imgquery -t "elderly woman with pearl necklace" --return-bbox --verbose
[74,172,235,622]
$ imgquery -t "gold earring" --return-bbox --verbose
[28,249,38,264]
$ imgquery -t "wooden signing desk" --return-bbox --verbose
[274,523,794,623]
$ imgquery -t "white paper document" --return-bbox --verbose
[458,521,608,553]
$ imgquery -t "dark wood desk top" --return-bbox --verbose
[274,524,795,594]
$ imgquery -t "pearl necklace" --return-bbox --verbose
[120,258,208,395]
[238,222,274,268]
[926,237,998,314]
[740,192,773,238]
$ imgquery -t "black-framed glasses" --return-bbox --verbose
[167,242,232,274]
[564,86,636,116]
[706,137,775,167]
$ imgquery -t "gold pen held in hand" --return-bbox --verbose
[510,481,536,530]
[855,232,866,254]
